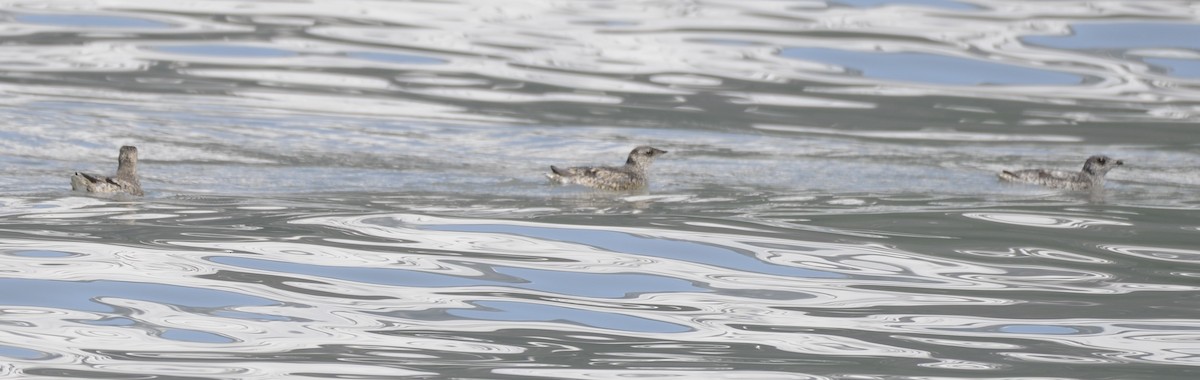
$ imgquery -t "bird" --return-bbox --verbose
[998,155,1124,190]
[546,146,668,190]
[70,145,144,196]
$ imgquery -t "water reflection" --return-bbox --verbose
[1144,57,1200,79]
[0,278,279,313]
[835,0,980,10]
[1024,23,1200,50]
[210,256,703,298]
[1,0,1200,378]
[427,223,843,279]
[1099,245,1200,264]
[0,344,48,360]
[780,47,1082,85]
[449,300,691,333]
[153,45,296,58]
[0,198,1196,378]
[347,51,447,65]
[962,212,1131,229]
[14,13,174,29]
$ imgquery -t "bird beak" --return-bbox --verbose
[654,148,668,155]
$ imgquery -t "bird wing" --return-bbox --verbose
[109,177,143,196]
[548,165,641,189]
[583,167,604,178]
[77,172,106,184]
[1001,169,1052,182]
[552,165,609,178]
[108,176,132,187]
[590,167,637,182]
[1027,169,1055,181]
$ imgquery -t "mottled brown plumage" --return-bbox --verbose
[999,155,1123,190]
[546,146,668,190]
[71,146,143,196]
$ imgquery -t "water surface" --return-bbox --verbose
[1,0,1199,379]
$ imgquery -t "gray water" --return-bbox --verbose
[1,0,1199,379]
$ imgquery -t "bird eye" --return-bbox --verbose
[1097,157,1107,164]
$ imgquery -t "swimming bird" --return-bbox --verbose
[998,155,1123,190]
[71,145,144,196]
[546,146,668,190]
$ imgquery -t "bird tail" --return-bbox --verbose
[70,172,91,191]
[546,166,569,183]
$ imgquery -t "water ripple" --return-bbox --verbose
[1,0,1200,377]
[1099,245,1200,264]
[962,212,1132,229]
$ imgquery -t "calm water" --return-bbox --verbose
[1,0,1199,379]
